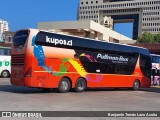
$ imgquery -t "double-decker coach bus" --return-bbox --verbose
[151,54,160,86]
[11,29,151,93]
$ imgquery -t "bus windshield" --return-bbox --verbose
[13,30,29,47]
[152,56,160,63]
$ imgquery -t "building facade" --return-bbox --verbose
[78,0,160,39]
[0,19,9,33]
[38,20,135,44]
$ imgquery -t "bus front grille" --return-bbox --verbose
[11,54,25,66]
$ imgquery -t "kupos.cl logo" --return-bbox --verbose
[46,36,72,46]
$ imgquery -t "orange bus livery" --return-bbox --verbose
[11,29,151,93]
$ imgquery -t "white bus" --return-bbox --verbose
[151,54,160,85]
[0,46,11,78]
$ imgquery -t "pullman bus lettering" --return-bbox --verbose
[46,36,72,46]
[97,53,128,62]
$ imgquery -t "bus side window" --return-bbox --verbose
[0,48,10,56]
[158,58,160,63]
[81,61,99,73]
[140,55,151,79]
[97,62,109,74]
[81,61,110,74]
[0,48,4,55]
[108,64,116,74]
[4,49,11,56]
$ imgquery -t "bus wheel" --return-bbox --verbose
[132,80,140,91]
[58,78,71,93]
[156,79,160,86]
[75,78,86,92]
[1,70,10,78]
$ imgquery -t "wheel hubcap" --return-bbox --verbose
[3,72,7,77]
[135,82,139,89]
[77,81,84,91]
[61,81,68,91]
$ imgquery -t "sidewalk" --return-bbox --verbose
[151,86,160,88]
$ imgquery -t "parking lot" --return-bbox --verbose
[0,78,160,119]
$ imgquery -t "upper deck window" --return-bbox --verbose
[13,30,29,47]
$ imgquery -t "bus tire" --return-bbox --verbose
[156,79,160,86]
[132,80,140,91]
[1,70,10,78]
[75,78,86,92]
[58,78,71,93]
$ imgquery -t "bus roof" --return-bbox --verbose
[40,31,150,56]
[20,29,151,56]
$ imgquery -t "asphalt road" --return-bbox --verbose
[0,78,160,120]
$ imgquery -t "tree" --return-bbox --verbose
[154,33,160,43]
[137,32,160,43]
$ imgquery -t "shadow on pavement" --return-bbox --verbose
[140,86,160,93]
[0,84,134,94]
[0,85,58,94]
[0,83,136,94]
[0,84,160,94]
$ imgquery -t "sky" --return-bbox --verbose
[0,0,132,38]
[114,23,133,38]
